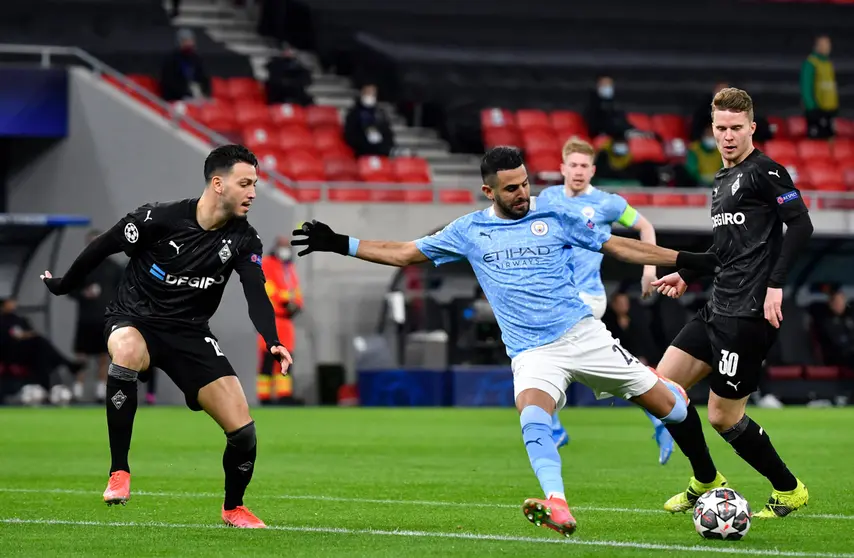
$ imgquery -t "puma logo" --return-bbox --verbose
[726,380,741,391]
[479,231,492,240]
[144,210,153,222]
[525,438,543,447]
[768,170,780,178]
[169,240,183,254]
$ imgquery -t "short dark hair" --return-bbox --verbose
[481,146,525,187]
[204,145,258,182]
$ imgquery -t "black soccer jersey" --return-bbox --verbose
[708,149,809,318]
[105,198,265,328]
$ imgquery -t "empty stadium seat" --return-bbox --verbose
[358,156,396,182]
[803,163,846,191]
[277,127,316,152]
[253,149,287,173]
[235,103,271,126]
[550,110,588,138]
[832,138,854,162]
[241,124,277,151]
[313,128,350,153]
[797,139,833,162]
[306,105,341,129]
[836,118,854,138]
[766,365,803,380]
[170,101,203,122]
[484,127,521,149]
[526,152,562,175]
[619,193,652,206]
[269,103,308,127]
[127,74,160,96]
[652,114,687,141]
[211,77,229,100]
[516,109,551,132]
[787,116,807,138]
[764,139,799,162]
[628,137,666,163]
[767,116,788,138]
[804,366,840,380]
[439,189,475,204]
[627,112,654,132]
[282,151,326,182]
[521,129,559,156]
[227,77,264,102]
[199,102,237,134]
[392,157,432,183]
[481,108,516,131]
[650,193,686,206]
[324,157,360,182]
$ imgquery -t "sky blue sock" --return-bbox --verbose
[551,411,562,431]
[521,406,564,499]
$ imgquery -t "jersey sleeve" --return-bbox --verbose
[413,218,468,266]
[558,211,612,252]
[116,203,160,256]
[234,229,266,275]
[755,163,809,222]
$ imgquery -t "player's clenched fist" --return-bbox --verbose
[291,220,349,256]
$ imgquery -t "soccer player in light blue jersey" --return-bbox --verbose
[292,147,719,538]
[539,137,675,465]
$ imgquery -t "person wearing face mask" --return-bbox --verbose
[256,236,302,405]
[159,28,212,102]
[344,83,396,157]
[686,127,724,187]
[584,75,632,139]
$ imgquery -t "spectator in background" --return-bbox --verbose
[344,83,396,157]
[815,289,854,368]
[257,236,302,405]
[593,137,659,187]
[801,35,838,139]
[265,45,314,105]
[70,229,123,403]
[602,292,658,365]
[685,126,723,187]
[584,76,632,139]
[160,28,211,102]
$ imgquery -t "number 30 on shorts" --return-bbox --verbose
[718,350,739,377]
[205,337,225,357]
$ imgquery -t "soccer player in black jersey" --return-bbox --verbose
[652,88,813,518]
[40,145,291,528]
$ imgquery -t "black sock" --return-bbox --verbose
[223,421,257,511]
[665,403,718,483]
[105,366,139,474]
[720,415,797,491]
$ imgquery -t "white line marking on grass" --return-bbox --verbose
[1,487,851,521]
[1,517,852,558]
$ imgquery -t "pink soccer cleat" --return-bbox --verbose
[103,471,131,506]
[222,506,267,528]
[522,497,577,537]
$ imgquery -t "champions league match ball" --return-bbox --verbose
[693,488,751,540]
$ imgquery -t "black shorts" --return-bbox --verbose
[104,316,237,411]
[75,321,108,355]
[671,305,778,399]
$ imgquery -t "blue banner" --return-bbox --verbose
[0,68,68,137]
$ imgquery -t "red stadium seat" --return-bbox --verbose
[318,141,354,160]
[796,139,833,162]
[685,193,710,207]
[392,157,432,183]
[652,114,687,142]
[763,140,799,163]
[766,366,803,380]
[127,74,160,96]
[628,137,666,163]
[805,366,840,380]
[358,156,396,182]
[313,127,348,152]
[170,101,203,122]
[787,116,808,138]
[836,118,854,138]
[328,188,372,202]
[282,152,326,182]
[619,193,652,206]
[324,157,360,182]
[516,109,551,132]
[277,127,316,152]
[842,164,854,188]
[550,111,588,138]
[306,105,341,129]
[241,124,277,151]
[227,77,264,102]
[235,103,271,126]
[767,116,788,138]
[627,112,654,132]
[253,149,287,173]
[439,189,475,204]
[592,134,611,151]
[484,127,521,149]
[481,108,516,131]
[269,103,307,127]
[199,102,237,134]
[803,163,846,191]
[522,129,559,156]
[526,152,562,175]
[211,77,229,100]
[650,193,687,207]
[832,138,854,162]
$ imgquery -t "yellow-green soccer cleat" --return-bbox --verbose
[664,472,728,513]
[753,479,809,519]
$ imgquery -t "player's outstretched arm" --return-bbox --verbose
[600,235,721,274]
[291,220,429,267]
[41,223,124,296]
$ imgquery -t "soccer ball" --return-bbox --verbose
[693,488,751,540]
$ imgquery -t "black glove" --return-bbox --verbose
[291,220,349,256]
[676,251,722,276]
[43,277,67,296]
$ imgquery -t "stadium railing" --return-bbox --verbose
[2,43,854,208]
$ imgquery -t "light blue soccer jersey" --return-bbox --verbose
[414,197,611,357]
[538,185,639,295]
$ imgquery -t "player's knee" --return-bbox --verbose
[226,420,256,451]
[108,329,149,370]
[707,406,742,432]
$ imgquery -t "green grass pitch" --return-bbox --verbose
[1,406,852,557]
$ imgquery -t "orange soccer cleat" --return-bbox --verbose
[522,497,577,537]
[222,506,267,529]
[103,471,131,506]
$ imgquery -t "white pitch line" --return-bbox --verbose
[2,517,853,558]
[1,487,851,521]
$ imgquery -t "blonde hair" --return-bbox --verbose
[711,87,754,122]
[561,137,595,161]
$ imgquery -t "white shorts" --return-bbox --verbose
[579,292,607,320]
[511,317,658,410]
